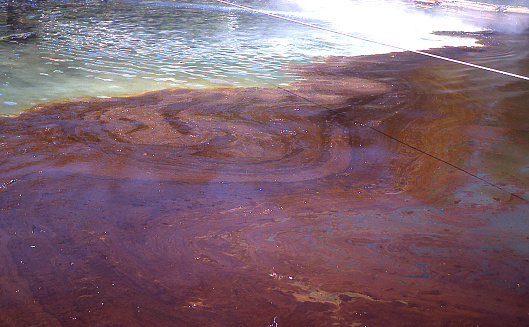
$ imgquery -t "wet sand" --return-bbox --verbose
[1,43,528,326]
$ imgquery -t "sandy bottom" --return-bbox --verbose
[0,45,528,326]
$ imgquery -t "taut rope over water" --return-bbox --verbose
[212,0,529,81]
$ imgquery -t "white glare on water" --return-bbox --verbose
[286,0,483,53]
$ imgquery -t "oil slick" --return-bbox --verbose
[1,42,528,325]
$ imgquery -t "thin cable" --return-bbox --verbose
[278,87,528,203]
[213,0,529,81]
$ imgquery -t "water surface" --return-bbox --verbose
[0,0,488,114]
[1,1,529,326]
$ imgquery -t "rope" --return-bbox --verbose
[212,0,529,81]
[278,87,528,203]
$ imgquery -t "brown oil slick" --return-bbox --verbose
[1,44,529,326]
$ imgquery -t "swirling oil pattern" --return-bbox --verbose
[1,37,529,326]
[0,78,392,184]
[54,84,388,183]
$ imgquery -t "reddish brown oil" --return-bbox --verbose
[1,48,528,326]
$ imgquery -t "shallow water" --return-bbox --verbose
[0,0,489,114]
[1,0,529,326]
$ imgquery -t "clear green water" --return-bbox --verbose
[0,0,490,115]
